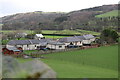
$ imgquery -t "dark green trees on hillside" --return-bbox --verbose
[100,28,119,44]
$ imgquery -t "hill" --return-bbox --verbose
[1,4,119,32]
[95,10,119,18]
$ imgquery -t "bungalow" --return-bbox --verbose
[47,41,65,50]
[7,39,52,50]
[58,37,83,46]
[34,34,45,40]
[7,40,33,50]
[76,34,95,45]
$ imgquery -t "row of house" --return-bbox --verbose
[5,34,96,51]
[58,34,95,46]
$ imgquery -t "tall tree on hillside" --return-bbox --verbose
[100,28,119,44]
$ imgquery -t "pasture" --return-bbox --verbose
[95,10,119,18]
[41,45,118,78]
[1,29,100,35]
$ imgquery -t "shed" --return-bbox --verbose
[34,34,45,40]
[2,47,21,55]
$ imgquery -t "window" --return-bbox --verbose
[59,46,62,48]
[27,45,29,47]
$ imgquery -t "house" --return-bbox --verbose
[34,34,45,40]
[76,34,95,45]
[7,40,41,50]
[7,39,52,50]
[15,33,27,38]
[2,47,22,55]
[37,39,52,49]
[47,41,65,50]
[58,37,83,46]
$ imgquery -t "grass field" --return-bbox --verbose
[40,45,118,78]
[1,29,100,35]
[45,35,69,39]
[16,45,118,78]
[96,10,119,18]
[76,29,100,35]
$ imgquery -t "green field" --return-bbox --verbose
[96,10,119,18]
[40,45,118,78]
[1,29,100,35]
[76,29,100,35]
[45,35,69,39]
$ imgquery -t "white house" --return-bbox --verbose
[34,34,45,40]
[58,37,83,46]
[76,34,95,45]
[7,40,39,50]
[47,41,65,50]
[7,39,52,50]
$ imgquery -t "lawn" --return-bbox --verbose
[40,45,118,78]
[76,29,100,35]
[1,29,100,35]
[45,35,69,39]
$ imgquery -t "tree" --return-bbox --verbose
[100,28,119,44]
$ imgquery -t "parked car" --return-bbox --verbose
[41,48,49,51]
[67,45,79,48]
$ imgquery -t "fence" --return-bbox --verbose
[4,44,100,58]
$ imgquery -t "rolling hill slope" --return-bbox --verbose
[95,10,119,18]
[1,4,118,32]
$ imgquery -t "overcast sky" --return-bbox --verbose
[0,0,119,17]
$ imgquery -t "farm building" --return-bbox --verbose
[7,39,52,50]
[76,34,95,45]
[58,37,83,46]
[2,47,22,55]
[47,41,65,50]
[15,32,27,38]
[34,34,45,40]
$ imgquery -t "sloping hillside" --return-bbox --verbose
[95,10,119,18]
[1,4,118,32]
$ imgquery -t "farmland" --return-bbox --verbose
[1,29,100,35]
[40,45,118,78]
[16,45,118,78]
[1,29,100,44]
[95,10,119,18]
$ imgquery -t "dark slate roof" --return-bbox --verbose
[7,39,53,45]
[40,42,48,46]
[83,34,95,40]
[74,36,85,40]
[59,37,82,43]
[7,47,20,52]
[39,39,52,43]
[75,34,95,40]
[7,40,31,45]
[29,40,41,44]
[48,41,65,45]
